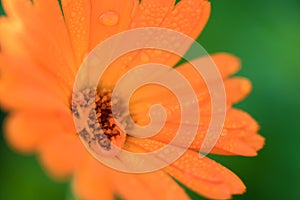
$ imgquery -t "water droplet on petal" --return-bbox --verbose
[99,11,119,26]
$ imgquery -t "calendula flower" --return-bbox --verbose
[0,0,264,199]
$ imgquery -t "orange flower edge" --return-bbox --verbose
[0,0,264,200]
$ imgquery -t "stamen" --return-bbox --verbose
[72,87,130,156]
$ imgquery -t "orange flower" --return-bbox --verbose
[0,0,264,199]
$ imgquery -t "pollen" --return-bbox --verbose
[72,87,129,156]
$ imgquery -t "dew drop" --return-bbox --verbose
[99,11,119,26]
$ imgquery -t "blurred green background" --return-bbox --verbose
[0,0,300,199]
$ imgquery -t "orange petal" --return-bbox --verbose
[33,0,77,74]
[130,0,175,28]
[4,111,75,154]
[0,81,68,111]
[73,155,188,200]
[111,168,189,200]
[212,136,260,156]
[130,89,240,157]
[0,54,69,110]
[99,0,176,87]
[38,133,84,180]
[176,53,241,81]
[182,108,259,132]
[165,153,246,199]
[111,170,155,200]
[128,83,214,126]
[5,114,41,153]
[61,0,91,65]
[162,0,210,39]
[192,109,263,156]
[89,0,137,50]
[126,137,245,199]
[225,77,252,104]
[184,109,261,156]
[151,0,211,67]
[129,55,242,123]
[1,0,75,90]
[172,53,241,102]
[134,172,190,200]
[242,133,265,152]
[0,17,24,56]
[123,0,175,66]
[100,0,211,87]
[210,133,265,156]
[133,0,211,69]
[129,84,181,125]
[130,100,263,156]
[73,156,114,200]
[211,53,241,78]
[224,108,259,131]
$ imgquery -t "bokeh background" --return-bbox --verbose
[0,0,300,199]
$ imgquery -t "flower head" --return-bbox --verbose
[0,0,264,199]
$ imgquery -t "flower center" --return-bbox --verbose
[72,88,128,156]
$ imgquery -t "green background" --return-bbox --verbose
[1,0,300,199]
